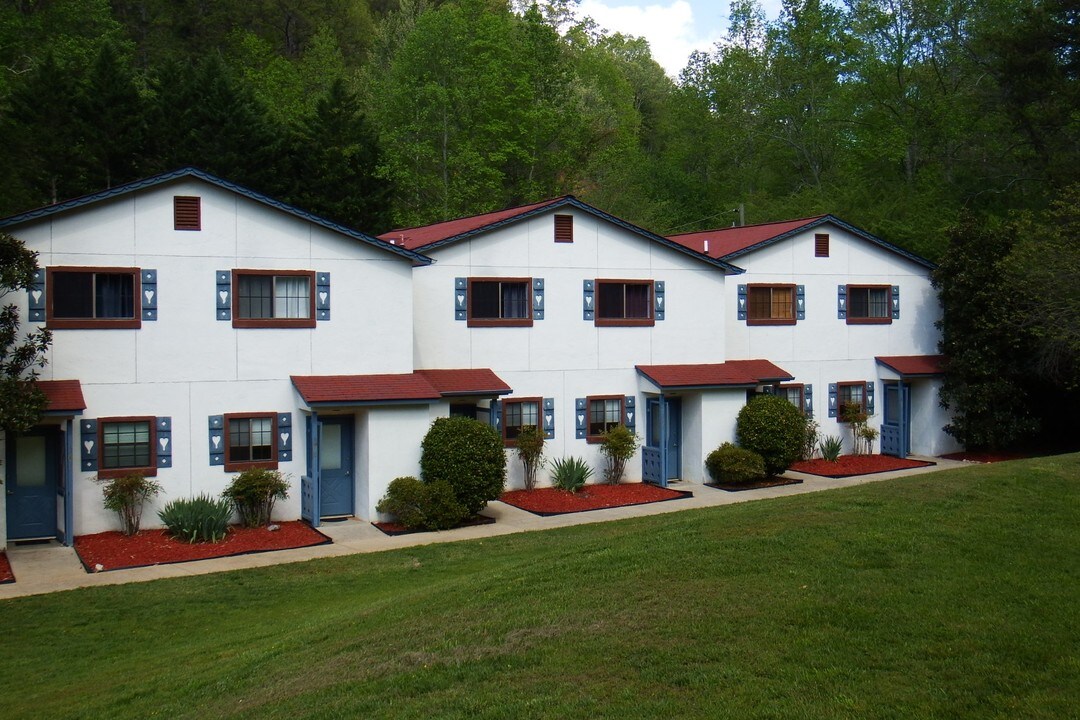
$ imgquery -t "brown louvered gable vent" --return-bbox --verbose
[554,214,573,243]
[814,233,829,257]
[174,196,201,231]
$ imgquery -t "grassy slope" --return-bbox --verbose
[0,455,1077,719]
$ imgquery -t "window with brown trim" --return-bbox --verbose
[838,382,866,413]
[46,267,141,329]
[595,279,653,326]
[97,417,156,478]
[815,233,829,257]
[846,284,891,324]
[232,270,316,328]
[224,413,277,471]
[502,397,540,445]
[554,214,573,242]
[586,395,624,442]
[174,196,201,230]
[747,284,797,325]
[468,278,532,327]
[778,384,805,413]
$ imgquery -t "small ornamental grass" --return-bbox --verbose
[158,494,232,543]
[94,473,163,536]
[549,456,593,493]
[706,442,767,485]
[820,435,844,462]
[222,468,289,527]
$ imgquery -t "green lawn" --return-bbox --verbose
[1,455,1078,719]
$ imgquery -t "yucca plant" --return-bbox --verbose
[158,494,233,543]
[550,456,593,493]
[820,435,844,462]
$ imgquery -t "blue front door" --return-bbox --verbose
[644,397,681,486]
[5,429,60,540]
[318,416,354,517]
[880,382,910,458]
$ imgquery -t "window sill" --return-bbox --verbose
[846,317,892,325]
[96,466,158,479]
[594,318,655,327]
[47,318,142,330]
[224,460,279,472]
[747,319,797,326]
[467,319,534,328]
[232,318,317,329]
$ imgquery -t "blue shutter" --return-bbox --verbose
[583,280,595,321]
[80,419,98,472]
[455,277,468,321]
[141,269,158,321]
[209,415,225,466]
[490,400,502,433]
[542,398,555,439]
[156,417,172,468]
[278,412,293,461]
[837,285,847,319]
[316,272,331,321]
[575,398,587,439]
[796,285,805,320]
[27,269,45,322]
[654,281,665,321]
[624,396,636,433]
[891,285,900,320]
[216,270,232,320]
[532,278,545,320]
[828,383,839,418]
[804,384,814,417]
[737,284,748,320]
[866,381,876,415]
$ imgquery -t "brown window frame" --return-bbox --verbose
[837,381,867,414]
[467,277,533,328]
[554,214,574,243]
[815,233,829,257]
[777,383,805,414]
[97,416,157,479]
[595,279,654,327]
[502,396,541,447]
[223,412,278,472]
[174,196,201,231]
[232,269,317,329]
[45,266,142,330]
[846,284,892,325]
[746,283,797,326]
[586,395,624,443]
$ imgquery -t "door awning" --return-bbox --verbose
[636,360,793,390]
[291,368,511,407]
[875,355,946,377]
[38,380,86,416]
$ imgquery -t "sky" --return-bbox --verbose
[576,0,786,78]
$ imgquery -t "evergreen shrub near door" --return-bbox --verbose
[705,443,767,486]
[222,468,289,527]
[376,477,467,531]
[420,416,506,515]
[94,473,163,536]
[736,395,807,476]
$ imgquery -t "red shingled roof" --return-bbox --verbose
[636,360,793,389]
[38,380,86,413]
[876,355,946,377]
[666,217,826,259]
[377,197,567,250]
[292,369,512,405]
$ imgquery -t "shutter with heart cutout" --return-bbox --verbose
[141,269,158,321]
[316,273,330,321]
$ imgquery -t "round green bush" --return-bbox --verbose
[735,394,807,476]
[705,442,766,485]
[222,468,289,527]
[376,476,467,531]
[420,416,506,515]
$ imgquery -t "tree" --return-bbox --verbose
[0,233,52,433]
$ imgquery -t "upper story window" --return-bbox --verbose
[503,397,540,444]
[468,277,532,327]
[99,417,156,478]
[587,395,624,442]
[46,267,141,329]
[747,284,796,325]
[815,233,829,257]
[233,270,316,328]
[225,413,277,471]
[596,279,653,327]
[846,284,891,324]
[554,214,573,242]
[174,196,201,230]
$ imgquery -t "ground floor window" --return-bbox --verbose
[99,417,155,477]
[503,398,540,443]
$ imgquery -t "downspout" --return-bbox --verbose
[63,418,74,546]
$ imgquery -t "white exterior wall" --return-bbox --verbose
[359,405,429,520]
[10,179,417,534]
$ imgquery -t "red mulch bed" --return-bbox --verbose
[372,514,496,536]
[0,552,14,584]
[73,521,331,573]
[940,450,1030,463]
[500,483,692,516]
[790,454,934,478]
[705,477,804,492]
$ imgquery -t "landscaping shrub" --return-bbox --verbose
[376,476,467,531]
[222,468,289,527]
[599,424,640,484]
[95,473,162,536]
[705,442,767,485]
[802,419,821,461]
[420,416,506,515]
[820,435,844,462]
[736,395,807,476]
[515,425,545,491]
[839,401,872,454]
[550,456,593,492]
[158,494,232,543]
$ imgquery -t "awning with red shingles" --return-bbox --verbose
[291,369,511,406]
[38,380,86,414]
[875,355,946,377]
[635,360,793,390]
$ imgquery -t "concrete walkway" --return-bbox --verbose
[0,457,970,600]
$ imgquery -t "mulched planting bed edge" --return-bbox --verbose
[371,514,496,536]
[73,521,332,573]
[0,552,14,584]
[500,483,693,516]
[705,477,804,492]
[790,454,934,478]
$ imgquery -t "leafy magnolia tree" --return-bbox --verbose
[0,233,53,432]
